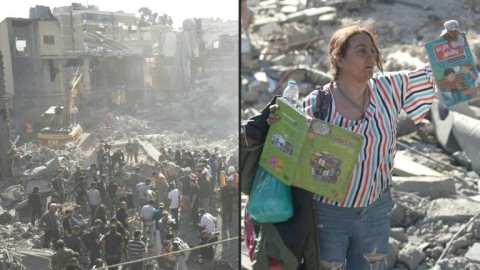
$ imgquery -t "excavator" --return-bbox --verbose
[36,67,84,146]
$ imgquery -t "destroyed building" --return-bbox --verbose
[0,4,239,140]
[0,5,144,137]
[0,2,239,269]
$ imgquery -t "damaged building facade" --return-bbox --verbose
[0,5,144,136]
[145,18,239,128]
[1,3,239,139]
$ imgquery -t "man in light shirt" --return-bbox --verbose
[197,208,216,234]
[136,179,151,209]
[140,199,156,247]
[167,183,180,227]
[87,182,101,219]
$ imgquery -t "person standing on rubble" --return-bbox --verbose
[107,176,120,215]
[130,167,142,209]
[50,239,74,270]
[101,224,125,270]
[89,219,104,268]
[196,165,211,212]
[65,225,83,254]
[71,205,87,229]
[207,154,218,192]
[140,199,156,247]
[137,178,152,208]
[167,182,180,227]
[183,151,196,172]
[116,201,132,230]
[198,230,218,270]
[132,139,141,164]
[96,145,105,176]
[179,167,193,222]
[70,105,79,125]
[126,139,135,163]
[28,186,42,226]
[72,178,89,217]
[253,21,461,269]
[153,171,169,207]
[111,149,125,174]
[52,169,67,203]
[39,203,61,248]
[190,170,201,226]
[126,230,147,270]
[220,177,236,227]
[87,182,101,220]
[54,104,63,128]
[97,174,108,206]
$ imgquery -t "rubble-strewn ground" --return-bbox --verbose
[241,0,480,269]
[0,95,239,269]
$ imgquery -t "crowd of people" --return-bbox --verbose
[28,141,239,270]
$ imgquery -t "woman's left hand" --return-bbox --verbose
[441,29,459,42]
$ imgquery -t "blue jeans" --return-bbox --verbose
[315,189,392,270]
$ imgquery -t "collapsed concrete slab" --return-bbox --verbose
[393,152,445,177]
[137,140,161,165]
[20,157,64,181]
[426,198,480,222]
[392,176,455,199]
[466,243,480,263]
[397,244,426,270]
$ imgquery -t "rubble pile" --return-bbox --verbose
[241,0,480,269]
[241,0,480,116]
[0,106,238,268]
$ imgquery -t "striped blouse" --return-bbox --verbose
[302,65,435,208]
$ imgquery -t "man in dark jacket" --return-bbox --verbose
[101,225,124,269]
[28,186,42,226]
[220,178,236,226]
[199,230,218,270]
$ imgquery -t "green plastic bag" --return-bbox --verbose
[247,166,293,223]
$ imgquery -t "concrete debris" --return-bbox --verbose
[1,104,238,268]
[242,0,480,269]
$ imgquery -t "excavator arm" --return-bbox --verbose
[63,67,84,126]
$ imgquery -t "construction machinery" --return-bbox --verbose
[36,68,84,146]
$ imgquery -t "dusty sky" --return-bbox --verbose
[0,0,239,28]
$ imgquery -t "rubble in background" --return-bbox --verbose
[0,101,238,268]
[241,0,480,269]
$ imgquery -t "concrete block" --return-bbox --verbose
[392,176,455,199]
[285,11,307,23]
[318,13,337,24]
[249,80,269,93]
[390,227,408,243]
[426,198,480,222]
[466,243,480,263]
[280,5,298,14]
[393,152,445,178]
[252,16,285,29]
[397,244,426,270]
[257,22,283,38]
[450,236,470,251]
[388,237,401,269]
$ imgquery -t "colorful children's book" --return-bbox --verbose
[424,34,480,107]
[258,97,364,202]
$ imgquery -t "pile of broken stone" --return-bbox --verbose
[0,108,239,268]
[241,0,480,269]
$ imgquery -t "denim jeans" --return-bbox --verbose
[315,189,392,270]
